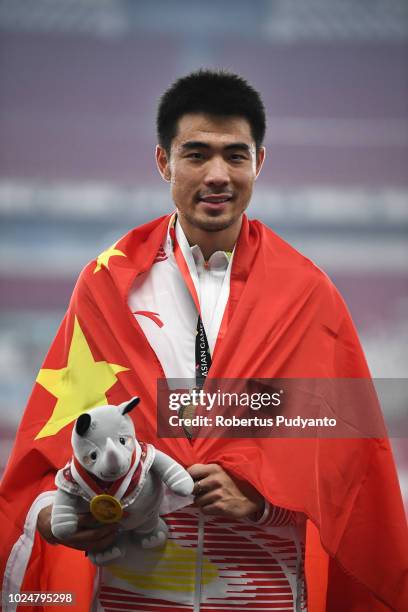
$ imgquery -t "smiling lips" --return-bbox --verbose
[198,193,233,207]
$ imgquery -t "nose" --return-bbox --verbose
[203,156,230,189]
[104,437,121,473]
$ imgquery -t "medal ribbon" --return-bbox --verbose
[170,224,201,315]
[170,223,212,386]
[71,445,140,501]
[170,223,213,438]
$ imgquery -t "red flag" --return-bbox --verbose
[1,215,406,610]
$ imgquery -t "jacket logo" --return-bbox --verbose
[133,311,164,328]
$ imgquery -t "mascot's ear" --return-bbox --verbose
[122,396,140,415]
[76,413,91,436]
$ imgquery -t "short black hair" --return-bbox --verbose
[156,69,266,153]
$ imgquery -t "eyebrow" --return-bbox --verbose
[180,141,251,152]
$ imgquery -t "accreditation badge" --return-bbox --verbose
[90,494,123,523]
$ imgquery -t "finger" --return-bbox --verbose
[200,502,228,517]
[67,524,118,546]
[77,513,102,529]
[187,464,219,481]
[199,501,245,518]
[36,505,55,543]
[63,532,118,553]
[192,475,218,496]
[62,526,119,552]
[194,490,222,507]
[83,530,120,553]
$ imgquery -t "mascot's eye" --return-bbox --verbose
[119,437,126,445]
[90,451,97,460]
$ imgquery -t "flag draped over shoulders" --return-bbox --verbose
[1,214,406,611]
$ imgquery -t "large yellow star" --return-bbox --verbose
[35,317,128,439]
[94,241,126,273]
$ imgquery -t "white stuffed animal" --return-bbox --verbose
[51,397,194,565]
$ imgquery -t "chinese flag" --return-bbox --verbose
[1,215,407,611]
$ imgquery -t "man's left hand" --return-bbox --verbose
[187,463,264,519]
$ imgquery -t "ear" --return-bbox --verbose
[122,396,140,415]
[75,413,91,436]
[155,145,171,182]
[255,146,265,179]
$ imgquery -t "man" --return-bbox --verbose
[1,70,407,611]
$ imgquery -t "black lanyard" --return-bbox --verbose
[195,315,212,387]
[179,316,212,440]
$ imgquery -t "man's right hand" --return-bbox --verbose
[37,505,120,553]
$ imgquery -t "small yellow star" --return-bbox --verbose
[35,317,128,439]
[94,242,126,273]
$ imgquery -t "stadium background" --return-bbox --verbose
[0,0,407,512]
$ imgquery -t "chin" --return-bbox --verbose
[193,214,237,233]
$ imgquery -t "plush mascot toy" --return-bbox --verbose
[51,397,194,565]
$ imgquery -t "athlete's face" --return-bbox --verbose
[156,113,265,236]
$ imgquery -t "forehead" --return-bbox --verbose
[173,113,254,148]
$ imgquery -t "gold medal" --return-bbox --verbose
[179,402,196,438]
[90,494,123,523]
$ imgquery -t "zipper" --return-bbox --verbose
[291,524,304,612]
[193,511,205,612]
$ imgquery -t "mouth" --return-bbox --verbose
[197,193,233,209]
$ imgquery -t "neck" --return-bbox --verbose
[178,215,243,260]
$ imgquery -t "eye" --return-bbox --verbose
[186,152,204,160]
[119,437,126,445]
[90,451,97,460]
